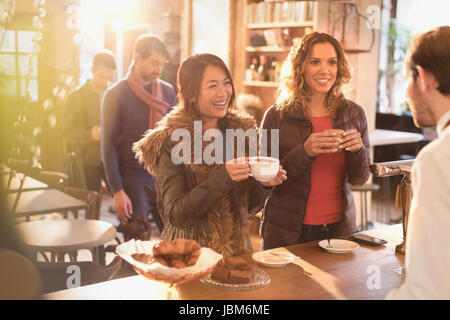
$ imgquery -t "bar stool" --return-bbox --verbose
[351,183,380,231]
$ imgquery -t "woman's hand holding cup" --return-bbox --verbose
[304,130,342,157]
[225,157,251,182]
[339,129,363,152]
[259,165,287,187]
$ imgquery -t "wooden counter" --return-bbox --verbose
[42,225,404,300]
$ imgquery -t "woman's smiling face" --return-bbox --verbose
[303,41,338,96]
[197,64,233,121]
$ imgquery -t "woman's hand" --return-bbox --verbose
[259,165,287,187]
[225,157,251,182]
[339,129,363,152]
[304,131,341,157]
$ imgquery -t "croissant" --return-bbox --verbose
[153,239,201,256]
[170,258,186,269]
[153,240,177,256]
[184,249,202,266]
[132,253,154,264]
[154,257,169,267]
[173,239,201,255]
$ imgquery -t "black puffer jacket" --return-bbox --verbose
[260,99,370,249]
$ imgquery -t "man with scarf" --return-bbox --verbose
[101,34,176,232]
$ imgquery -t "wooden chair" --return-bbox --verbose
[351,183,381,231]
[6,158,42,178]
[36,256,122,294]
[38,171,69,191]
[63,186,102,220]
[0,249,42,299]
[31,187,103,262]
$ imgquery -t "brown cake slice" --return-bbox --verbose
[224,256,250,270]
[211,264,230,282]
[229,269,253,284]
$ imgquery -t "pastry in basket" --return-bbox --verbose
[132,239,202,269]
[153,238,201,255]
[211,256,257,284]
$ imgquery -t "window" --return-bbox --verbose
[377,0,450,114]
[0,30,39,101]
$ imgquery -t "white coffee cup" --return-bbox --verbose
[248,156,280,182]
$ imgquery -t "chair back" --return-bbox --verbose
[7,158,42,178]
[63,186,102,220]
[36,256,122,293]
[0,249,42,299]
[38,171,69,190]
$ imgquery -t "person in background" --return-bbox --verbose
[386,26,450,300]
[260,32,370,250]
[133,53,286,256]
[63,50,116,192]
[101,34,177,232]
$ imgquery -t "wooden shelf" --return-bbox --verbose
[238,0,319,114]
[243,80,279,88]
[247,21,315,29]
[246,46,290,53]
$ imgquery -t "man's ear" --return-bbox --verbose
[134,52,142,64]
[416,65,438,92]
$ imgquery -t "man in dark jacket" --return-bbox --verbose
[101,34,176,232]
[63,51,116,191]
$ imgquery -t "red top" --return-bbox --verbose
[303,116,346,225]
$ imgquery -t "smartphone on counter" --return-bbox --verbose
[349,233,387,246]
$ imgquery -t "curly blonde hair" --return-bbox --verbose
[276,32,352,118]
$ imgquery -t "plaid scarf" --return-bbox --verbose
[126,66,169,129]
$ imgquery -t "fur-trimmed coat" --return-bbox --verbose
[133,106,270,256]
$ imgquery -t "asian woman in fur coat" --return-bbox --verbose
[134,54,286,257]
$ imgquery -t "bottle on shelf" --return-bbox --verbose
[267,56,276,82]
[258,55,268,81]
[282,28,293,47]
[250,56,259,81]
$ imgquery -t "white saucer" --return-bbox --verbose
[252,251,296,267]
[318,239,359,254]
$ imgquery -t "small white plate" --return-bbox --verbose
[318,239,359,254]
[252,251,296,267]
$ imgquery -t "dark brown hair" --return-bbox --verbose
[276,32,352,118]
[407,26,450,95]
[177,53,235,118]
[93,50,116,70]
[134,34,169,60]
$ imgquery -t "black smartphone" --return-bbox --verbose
[349,233,387,246]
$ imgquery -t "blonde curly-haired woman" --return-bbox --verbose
[260,32,370,249]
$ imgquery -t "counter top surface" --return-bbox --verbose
[369,129,423,146]
[42,224,405,300]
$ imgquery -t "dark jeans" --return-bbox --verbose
[299,221,340,244]
[123,176,163,233]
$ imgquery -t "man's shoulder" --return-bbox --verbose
[417,132,450,167]
[158,79,174,89]
[107,79,129,92]
[67,81,89,99]
[158,79,175,94]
